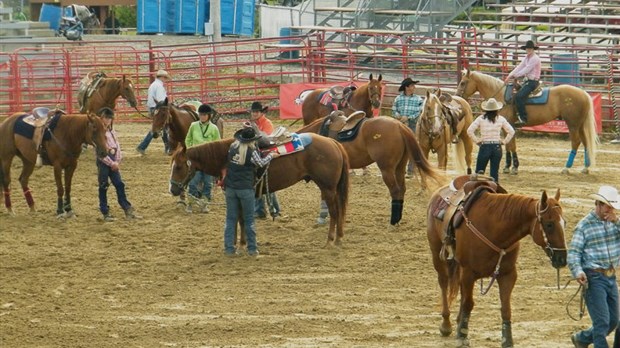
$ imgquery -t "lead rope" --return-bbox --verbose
[564,280,586,321]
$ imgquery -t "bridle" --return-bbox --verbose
[419,97,446,151]
[170,157,195,192]
[368,84,382,108]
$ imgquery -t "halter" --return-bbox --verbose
[170,158,195,192]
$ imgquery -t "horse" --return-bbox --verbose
[301,74,383,125]
[0,110,109,217]
[298,113,444,225]
[456,68,598,175]
[151,97,225,151]
[426,183,567,347]
[169,134,350,246]
[78,72,139,115]
[417,88,474,174]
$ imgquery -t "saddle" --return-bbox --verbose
[430,174,507,261]
[78,72,107,113]
[256,126,294,151]
[320,110,366,142]
[440,95,464,137]
[321,85,357,110]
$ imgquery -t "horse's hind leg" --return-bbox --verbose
[53,166,65,216]
[321,191,339,247]
[562,131,582,174]
[17,161,36,213]
[1,160,15,215]
[62,165,77,217]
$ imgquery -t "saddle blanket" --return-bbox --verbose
[269,133,310,156]
[14,114,59,141]
[504,85,550,104]
[318,91,334,107]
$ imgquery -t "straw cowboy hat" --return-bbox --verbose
[234,127,261,143]
[589,185,620,209]
[250,101,268,113]
[156,69,171,79]
[520,40,539,50]
[481,98,504,111]
[398,78,420,92]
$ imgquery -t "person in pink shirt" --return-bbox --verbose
[504,40,542,127]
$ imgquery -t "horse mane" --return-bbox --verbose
[187,138,235,174]
[478,193,535,221]
[472,71,504,93]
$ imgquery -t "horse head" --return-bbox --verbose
[532,189,567,269]
[456,69,477,99]
[86,114,110,159]
[169,146,194,196]
[119,76,138,108]
[152,97,170,138]
[367,73,383,109]
[420,89,445,138]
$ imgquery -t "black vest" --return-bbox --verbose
[224,144,256,190]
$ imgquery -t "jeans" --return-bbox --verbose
[515,80,539,122]
[188,171,212,200]
[574,270,620,347]
[255,192,280,217]
[406,118,418,174]
[137,128,170,153]
[97,161,131,215]
[475,143,503,183]
[224,188,257,254]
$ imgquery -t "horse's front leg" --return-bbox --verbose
[497,270,517,348]
[504,139,518,175]
[53,165,65,217]
[62,165,77,217]
[456,273,476,347]
[18,162,36,213]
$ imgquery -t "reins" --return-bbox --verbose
[564,279,587,321]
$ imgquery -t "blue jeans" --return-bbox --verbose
[97,161,131,215]
[475,143,503,183]
[574,270,620,347]
[255,192,280,217]
[406,118,418,174]
[188,171,212,200]
[224,188,257,254]
[137,129,170,153]
[515,80,539,121]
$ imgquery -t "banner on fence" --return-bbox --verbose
[279,81,366,119]
[522,93,602,134]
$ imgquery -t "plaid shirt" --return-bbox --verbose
[568,211,620,278]
[392,93,423,121]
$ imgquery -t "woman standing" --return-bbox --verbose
[466,98,515,183]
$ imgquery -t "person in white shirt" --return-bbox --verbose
[467,98,515,183]
[136,69,171,155]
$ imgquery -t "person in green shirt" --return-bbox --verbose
[14,7,27,21]
[184,104,221,213]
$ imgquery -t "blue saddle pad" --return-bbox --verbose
[504,85,550,105]
[13,114,59,141]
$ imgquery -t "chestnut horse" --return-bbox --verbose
[0,111,109,217]
[301,74,383,125]
[456,68,598,174]
[426,186,567,347]
[417,89,474,174]
[78,73,139,114]
[151,97,225,151]
[169,135,349,246]
[298,114,443,225]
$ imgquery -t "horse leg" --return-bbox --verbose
[62,165,77,217]
[1,160,15,215]
[53,165,65,216]
[497,271,517,348]
[17,162,36,213]
[316,199,328,225]
[438,264,453,336]
[562,132,582,174]
[322,191,339,247]
[456,273,475,347]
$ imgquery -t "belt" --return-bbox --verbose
[524,77,539,82]
[481,141,501,144]
[591,268,616,277]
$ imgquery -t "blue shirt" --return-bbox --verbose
[568,211,620,278]
[392,92,423,120]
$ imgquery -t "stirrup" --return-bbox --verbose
[35,154,43,167]
[439,242,454,261]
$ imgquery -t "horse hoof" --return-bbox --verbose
[439,325,452,337]
[561,168,570,175]
[316,217,327,225]
[510,167,518,175]
[581,168,589,174]
[456,337,470,347]
[64,211,76,219]
[503,167,510,174]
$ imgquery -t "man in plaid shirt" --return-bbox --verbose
[569,185,620,348]
[392,78,423,177]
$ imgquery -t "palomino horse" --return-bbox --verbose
[301,74,383,125]
[0,110,109,216]
[298,113,443,225]
[456,68,598,174]
[417,89,474,174]
[78,72,139,114]
[426,182,567,347]
[151,97,225,151]
[169,135,350,246]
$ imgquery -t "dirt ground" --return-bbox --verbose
[1,120,619,347]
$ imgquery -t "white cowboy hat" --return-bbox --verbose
[156,69,170,79]
[481,98,504,111]
[589,185,620,209]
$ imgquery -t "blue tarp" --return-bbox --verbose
[39,3,62,30]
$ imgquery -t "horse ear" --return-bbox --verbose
[377,74,382,81]
[426,90,431,98]
[437,88,442,96]
[369,73,373,81]
[554,188,561,201]
[540,190,549,208]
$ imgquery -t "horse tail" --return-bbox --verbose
[446,259,461,306]
[453,141,467,173]
[581,93,599,166]
[400,123,445,186]
[336,143,349,232]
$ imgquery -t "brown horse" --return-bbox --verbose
[456,68,598,174]
[301,74,383,125]
[151,97,225,151]
[0,110,109,217]
[298,114,443,225]
[426,185,567,347]
[79,73,139,114]
[417,89,474,174]
[169,134,349,246]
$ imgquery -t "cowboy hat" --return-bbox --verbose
[250,101,268,113]
[481,98,504,111]
[520,40,539,50]
[198,104,214,115]
[398,78,420,92]
[156,69,171,79]
[234,127,261,143]
[589,185,620,209]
